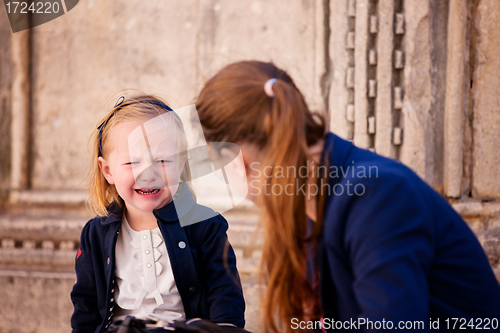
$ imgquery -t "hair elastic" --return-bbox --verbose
[97,97,182,156]
[264,78,277,97]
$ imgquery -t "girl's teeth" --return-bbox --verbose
[137,189,159,195]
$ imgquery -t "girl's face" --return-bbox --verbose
[98,119,185,218]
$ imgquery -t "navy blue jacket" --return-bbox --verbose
[70,184,245,332]
[318,133,500,331]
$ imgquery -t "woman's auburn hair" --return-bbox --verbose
[87,94,192,217]
[196,61,327,332]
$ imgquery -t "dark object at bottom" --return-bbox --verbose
[105,316,151,333]
[105,317,252,333]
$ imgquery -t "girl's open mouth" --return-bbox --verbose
[135,188,161,195]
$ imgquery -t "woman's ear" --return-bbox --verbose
[238,143,262,174]
[98,156,115,184]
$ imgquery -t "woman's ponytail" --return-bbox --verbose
[259,79,322,332]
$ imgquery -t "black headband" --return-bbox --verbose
[97,96,182,156]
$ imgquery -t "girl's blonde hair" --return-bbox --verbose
[87,94,193,216]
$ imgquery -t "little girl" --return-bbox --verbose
[70,95,245,333]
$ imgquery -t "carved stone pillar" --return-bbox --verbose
[329,0,449,191]
[10,30,30,191]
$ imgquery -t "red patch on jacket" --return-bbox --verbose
[76,248,82,259]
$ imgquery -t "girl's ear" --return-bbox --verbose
[177,154,187,178]
[98,157,115,184]
[181,154,187,169]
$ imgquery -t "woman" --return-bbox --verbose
[195,61,500,332]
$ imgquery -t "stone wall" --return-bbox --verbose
[25,0,327,190]
[1,0,500,332]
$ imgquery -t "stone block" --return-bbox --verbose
[394,87,404,110]
[369,15,378,34]
[368,49,377,66]
[346,32,356,50]
[398,0,450,193]
[0,271,75,333]
[452,201,500,277]
[0,215,86,243]
[471,0,500,199]
[347,0,356,18]
[346,104,355,123]
[393,127,402,146]
[9,189,86,206]
[395,13,405,35]
[368,79,377,98]
[368,116,376,134]
[0,248,76,269]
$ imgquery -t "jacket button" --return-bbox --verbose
[189,287,196,293]
[107,257,110,265]
[178,241,186,249]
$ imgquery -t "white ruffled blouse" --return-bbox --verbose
[113,215,185,322]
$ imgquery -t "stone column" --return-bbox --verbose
[0,12,13,193]
[10,30,30,191]
[398,0,431,180]
[353,0,370,149]
[328,0,352,140]
[374,0,396,159]
[444,0,467,198]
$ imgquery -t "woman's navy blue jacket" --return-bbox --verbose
[70,184,245,332]
[317,133,500,331]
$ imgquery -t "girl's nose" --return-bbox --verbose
[136,164,158,184]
